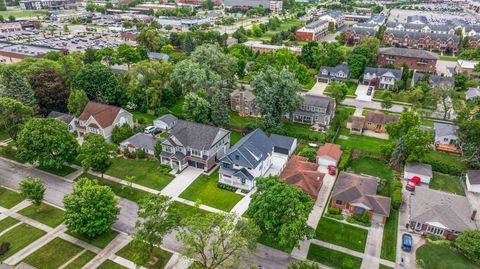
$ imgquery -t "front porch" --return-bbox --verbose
[218,176,254,191]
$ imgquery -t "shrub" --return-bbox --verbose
[394,180,403,189]
[155,106,169,116]
[392,188,402,209]
[421,158,463,175]
[137,118,145,125]
[298,147,317,162]
[325,213,344,220]
[216,182,237,192]
[0,242,10,255]
[327,207,341,215]
[137,149,146,159]
[338,147,352,171]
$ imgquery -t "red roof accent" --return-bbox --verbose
[316,143,342,161]
[280,155,325,199]
[78,101,122,129]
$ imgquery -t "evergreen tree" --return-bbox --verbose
[183,34,193,54]
[210,89,229,127]
[0,69,37,109]
[389,137,407,169]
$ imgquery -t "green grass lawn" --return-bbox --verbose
[0,10,46,18]
[420,151,468,173]
[97,260,128,269]
[0,146,25,163]
[167,97,185,118]
[0,129,9,141]
[63,250,96,269]
[230,130,243,146]
[133,112,157,124]
[373,89,411,103]
[22,237,83,269]
[179,169,243,211]
[116,242,172,269]
[170,201,212,225]
[105,157,174,191]
[257,232,294,253]
[416,243,480,269]
[439,55,458,62]
[0,217,19,233]
[18,203,64,228]
[346,157,395,196]
[307,243,362,269]
[0,223,47,261]
[430,172,464,196]
[66,229,119,249]
[335,128,390,153]
[0,187,23,209]
[38,165,77,177]
[345,81,358,96]
[315,218,368,252]
[379,265,394,269]
[381,209,398,262]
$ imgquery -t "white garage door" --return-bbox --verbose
[317,157,337,167]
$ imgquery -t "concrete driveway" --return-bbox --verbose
[307,81,329,96]
[160,166,203,198]
[361,224,384,269]
[266,152,289,177]
[355,84,374,102]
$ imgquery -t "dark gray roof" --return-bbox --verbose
[434,122,458,138]
[120,133,157,152]
[466,87,480,100]
[155,114,177,126]
[412,72,455,88]
[379,47,439,60]
[385,30,460,42]
[169,120,229,151]
[269,134,296,151]
[387,22,453,33]
[464,25,480,33]
[406,15,428,24]
[317,63,350,78]
[405,163,433,178]
[368,14,385,24]
[219,128,273,169]
[302,94,334,110]
[46,111,75,124]
[467,170,480,184]
[305,19,328,29]
[323,11,344,20]
[364,67,402,80]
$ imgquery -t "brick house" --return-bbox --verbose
[347,110,398,134]
[378,47,439,72]
[296,20,329,41]
[344,27,377,45]
[230,89,256,116]
[331,172,391,224]
[382,30,459,55]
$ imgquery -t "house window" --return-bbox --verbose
[163,145,173,153]
[241,178,246,184]
[354,207,365,214]
[415,222,422,231]
[427,226,444,236]
[191,149,202,158]
[335,200,343,205]
[222,162,230,169]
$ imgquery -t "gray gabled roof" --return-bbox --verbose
[434,122,458,138]
[318,63,350,77]
[364,67,402,80]
[219,128,273,169]
[412,72,455,88]
[467,170,480,184]
[405,163,433,178]
[406,15,428,24]
[385,30,460,42]
[322,11,344,20]
[155,114,177,126]
[466,87,480,100]
[169,120,229,151]
[46,111,75,124]
[302,94,334,110]
[269,134,296,151]
[120,133,157,152]
[305,19,328,29]
[368,14,385,24]
[379,47,439,60]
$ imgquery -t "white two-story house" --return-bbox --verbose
[77,101,133,142]
[316,63,351,83]
[218,129,273,191]
[362,67,403,89]
[160,119,230,172]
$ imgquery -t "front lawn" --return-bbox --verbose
[381,209,398,262]
[170,201,212,225]
[0,223,47,261]
[257,232,294,253]
[63,250,96,269]
[179,169,243,211]
[307,243,362,269]
[416,243,480,269]
[105,157,174,191]
[379,265,394,269]
[116,242,172,269]
[18,203,65,228]
[347,157,395,196]
[315,218,368,252]
[22,237,83,269]
[97,260,128,269]
[0,187,23,209]
[335,128,390,153]
[345,81,358,96]
[0,217,19,233]
[66,229,119,249]
[430,172,464,195]
[38,165,77,177]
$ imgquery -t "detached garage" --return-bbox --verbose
[269,134,297,156]
[404,163,433,184]
[316,143,342,167]
[466,170,480,193]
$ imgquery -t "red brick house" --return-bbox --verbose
[378,47,438,72]
[280,155,325,199]
[331,172,391,224]
[382,30,459,55]
[344,27,377,45]
[296,20,329,42]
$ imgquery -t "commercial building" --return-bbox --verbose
[296,20,329,41]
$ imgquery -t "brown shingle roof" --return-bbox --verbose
[280,155,325,199]
[78,101,122,129]
[365,111,398,125]
[348,115,365,129]
[316,143,342,161]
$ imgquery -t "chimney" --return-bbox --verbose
[471,210,477,221]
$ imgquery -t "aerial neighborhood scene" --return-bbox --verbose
[1,0,480,268]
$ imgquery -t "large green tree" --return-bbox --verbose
[325,81,348,102]
[78,134,114,178]
[0,68,37,108]
[111,124,134,145]
[171,59,219,94]
[191,44,238,85]
[0,97,33,140]
[385,111,421,140]
[210,89,229,127]
[247,176,314,249]
[456,106,480,167]
[176,213,260,269]
[67,89,89,117]
[75,62,120,104]
[183,91,211,124]
[30,68,69,116]
[454,230,480,264]
[136,27,164,52]
[251,66,303,129]
[63,178,120,238]
[403,127,432,161]
[17,118,78,169]
[19,177,46,207]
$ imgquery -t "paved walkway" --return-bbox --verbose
[360,224,384,269]
[230,190,254,216]
[160,167,203,198]
[82,233,132,268]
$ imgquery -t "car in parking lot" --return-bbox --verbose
[402,233,413,252]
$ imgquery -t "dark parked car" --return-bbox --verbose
[402,233,413,252]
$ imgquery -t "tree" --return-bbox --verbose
[79,134,114,178]
[153,140,162,161]
[298,147,317,162]
[403,127,433,162]
[171,59,219,94]
[176,213,260,269]
[191,44,238,85]
[183,91,210,124]
[63,178,120,238]
[456,107,480,167]
[0,69,37,108]
[474,63,480,73]
[19,177,46,207]
[454,72,469,91]
[95,47,117,66]
[353,37,380,66]
[251,66,303,129]
[30,68,69,116]
[17,118,78,169]
[136,27,164,52]
[0,97,33,140]
[251,23,263,37]
[326,81,348,102]
[83,48,98,64]
[131,194,177,266]
[389,137,407,169]
[247,176,314,248]
[385,111,421,140]
[348,54,367,79]
[454,230,480,264]
[381,91,393,110]
[75,62,120,104]
[210,89,229,127]
[183,33,193,54]
[8,15,14,22]
[67,90,89,117]
[111,124,134,144]
[116,44,141,69]
[435,83,455,120]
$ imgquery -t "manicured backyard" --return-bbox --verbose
[347,157,395,196]
[416,243,480,269]
[307,243,362,269]
[335,128,391,153]
[430,172,464,196]
[116,242,172,269]
[22,237,83,269]
[0,187,23,209]
[0,217,19,233]
[63,250,97,269]
[0,223,46,261]
[230,130,243,146]
[315,218,368,252]
[179,169,243,211]
[133,112,157,124]
[381,209,398,262]
[18,203,65,228]
[105,157,174,191]
[66,229,119,249]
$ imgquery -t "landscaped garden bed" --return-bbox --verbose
[38,165,77,177]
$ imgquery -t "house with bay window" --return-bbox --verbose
[159,119,230,172]
[218,129,273,191]
[291,94,335,126]
[409,187,477,240]
[76,101,133,142]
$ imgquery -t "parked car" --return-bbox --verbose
[327,165,337,175]
[144,126,156,134]
[405,176,421,192]
[402,233,413,252]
